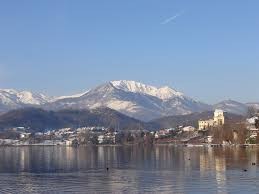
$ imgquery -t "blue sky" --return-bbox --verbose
[0,0,258,104]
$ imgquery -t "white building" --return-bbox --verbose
[198,119,215,130]
[155,130,169,139]
[20,133,31,139]
[207,136,213,143]
[247,116,258,125]
[199,109,225,130]
[182,126,196,132]
[65,139,74,146]
[214,109,225,126]
[246,116,259,137]
[98,135,105,144]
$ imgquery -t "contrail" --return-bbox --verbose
[161,11,184,25]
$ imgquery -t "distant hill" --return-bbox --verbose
[0,107,246,133]
[213,100,249,116]
[0,107,147,132]
[246,102,259,110]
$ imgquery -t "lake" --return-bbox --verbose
[0,145,258,193]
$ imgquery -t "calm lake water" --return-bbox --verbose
[0,145,258,193]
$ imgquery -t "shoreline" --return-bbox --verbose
[1,143,259,148]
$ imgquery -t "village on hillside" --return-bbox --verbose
[0,109,259,146]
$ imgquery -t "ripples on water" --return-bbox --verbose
[0,146,258,193]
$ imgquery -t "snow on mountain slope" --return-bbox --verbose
[54,90,89,101]
[110,80,183,100]
[213,100,248,116]
[17,91,51,105]
[246,102,259,110]
[45,81,211,121]
[0,89,51,112]
[2,81,251,121]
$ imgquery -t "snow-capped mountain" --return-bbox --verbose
[1,81,256,121]
[0,89,51,112]
[44,80,211,121]
[213,100,249,116]
[111,80,183,100]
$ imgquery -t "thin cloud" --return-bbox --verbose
[161,11,184,25]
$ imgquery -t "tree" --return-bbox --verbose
[78,131,90,144]
[127,132,134,142]
[247,106,258,117]
[211,126,224,144]
[90,134,99,145]
[234,123,248,144]
[255,119,259,129]
[0,130,20,140]
[144,132,154,145]
[211,122,247,144]
[72,139,79,147]
[256,134,259,144]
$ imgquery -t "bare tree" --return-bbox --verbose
[78,131,91,144]
[256,134,259,144]
[212,122,247,144]
[247,106,257,117]
[255,119,259,129]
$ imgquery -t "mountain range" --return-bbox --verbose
[0,89,51,112]
[0,80,258,121]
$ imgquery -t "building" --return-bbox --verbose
[98,133,116,144]
[182,126,196,132]
[207,136,213,143]
[65,139,74,146]
[246,116,259,138]
[198,119,215,130]
[198,109,225,130]
[98,135,105,144]
[155,129,171,139]
[213,109,225,126]
[20,133,31,139]
[247,116,258,127]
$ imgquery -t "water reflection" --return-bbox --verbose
[215,151,226,193]
[0,146,258,193]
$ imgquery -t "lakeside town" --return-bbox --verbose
[0,109,259,147]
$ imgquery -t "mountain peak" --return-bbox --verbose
[0,89,51,106]
[110,80,183,100]
[0,88,18,94]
